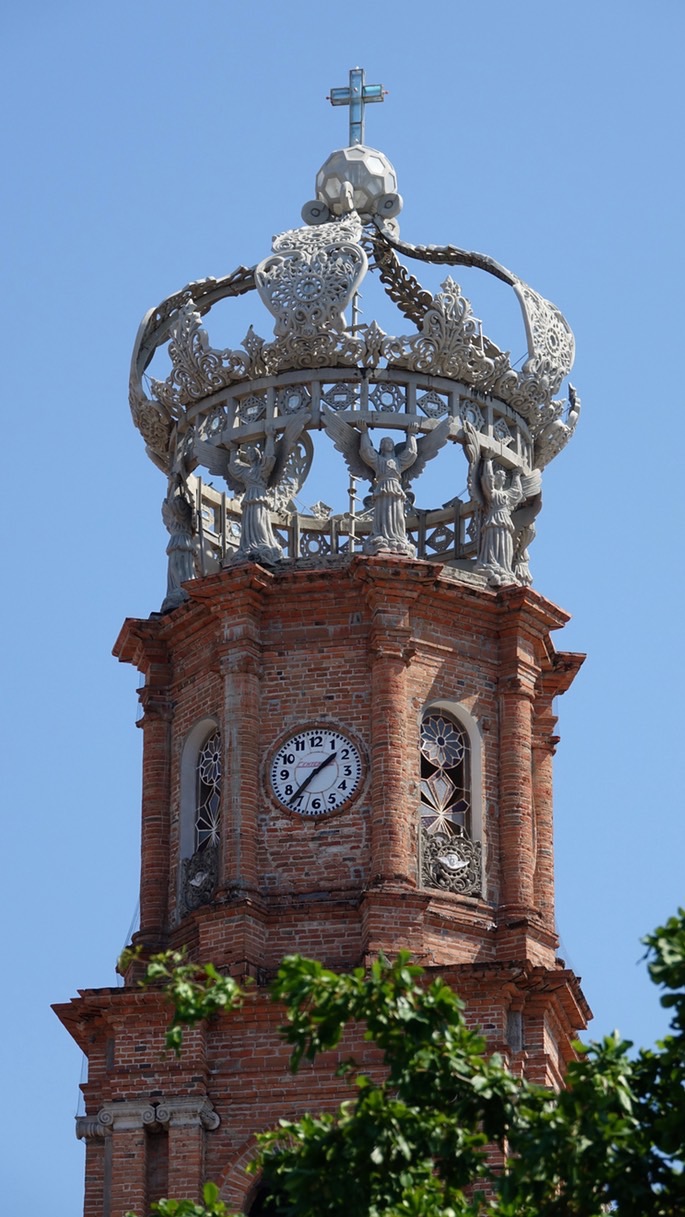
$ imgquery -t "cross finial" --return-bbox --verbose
[328,67,386,146]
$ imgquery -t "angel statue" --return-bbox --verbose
[322,406,456,557]
[464,421,525,586]
[161,471,197,612]
[511,467,542,587]
[193,414,308,565]
[533,384,581,470]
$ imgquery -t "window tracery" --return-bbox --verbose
[195,729,222,850]
[179,724,222,914]
[420,709,482,896]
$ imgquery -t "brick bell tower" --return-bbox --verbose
[55,69,589,1217]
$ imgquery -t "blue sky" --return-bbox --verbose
[2,1,683,1210]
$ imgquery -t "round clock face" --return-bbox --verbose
[269,726,363,817]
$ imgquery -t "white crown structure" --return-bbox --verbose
[129,136,580,612]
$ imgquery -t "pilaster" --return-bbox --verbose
[114,622,173,951]
[357,560,435,887]
[497,671,536,918]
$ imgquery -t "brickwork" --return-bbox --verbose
[56,554,590,1215]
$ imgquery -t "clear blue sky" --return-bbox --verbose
[2,1,683,1210]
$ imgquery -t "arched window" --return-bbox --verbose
[419,706,482,896]
[195,729,222,851]
[179,720,222,914]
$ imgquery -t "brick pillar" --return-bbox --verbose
[98,1103,153,1217]
[532,694,559,933]
[498,673,535,915]
[362,565,423,887]
[220,620,261,895]
[162,1098,221,1201]
[76,1117,108,1217]
[188,569,271,902]
[136,674,173,948]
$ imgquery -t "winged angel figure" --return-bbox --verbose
[193,413,308,564]
[161,471,197,611]
[463,421,540,586]
[322,406,456,557]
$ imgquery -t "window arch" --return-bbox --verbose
[419,703,482,897]
[179,718,221,914]
[195,729,222,851]
[245,1182,287,1215]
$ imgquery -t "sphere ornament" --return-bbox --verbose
[314,145,402,219]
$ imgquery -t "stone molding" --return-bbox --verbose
[77,1097,220,1140]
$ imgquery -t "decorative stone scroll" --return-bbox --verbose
[254,214,368,372]
[182,842,219,912]
[151,299,250,413]
[421,828,482,896]
[79,1097,220,1140]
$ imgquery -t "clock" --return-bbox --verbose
[269,725,364,817]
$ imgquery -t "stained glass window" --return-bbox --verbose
[195,730,221,851]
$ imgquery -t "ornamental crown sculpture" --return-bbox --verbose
[129,68,580,612]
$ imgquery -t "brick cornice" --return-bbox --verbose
[136,684,174,723]
[187,563,275,610]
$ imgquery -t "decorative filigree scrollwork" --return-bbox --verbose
[277,384,311,415]
[151,299,250,412]
[419,711,481,896]
[369,381,405,412]
[390,278,513,395]
[417,390,448,418]
[256,215,367,339]
[129,386,173,466]
[182,842,219,912]
[513,281,575,396]
[270,434,314,515]
[237,393,267,423]
[366,234,434,325]
[421,828,482,896]
[128,161,581,603]
[322,382,360,411]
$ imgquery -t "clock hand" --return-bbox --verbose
[288,751,338,804]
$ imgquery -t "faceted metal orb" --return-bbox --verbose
[315,145,402,218]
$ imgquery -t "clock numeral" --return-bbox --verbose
[328,793,336,804]
[291,794,303,808]
[280,769,290,780]
[338,780,347,791]
[311,797,322,811]
[284,784,293,796]
[341,748,350,759]
[284,753,295,764]
[310,734,322,748]
[344,766,352,776]
[294,738,305,751]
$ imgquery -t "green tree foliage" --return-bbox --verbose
[127,910,685,1217]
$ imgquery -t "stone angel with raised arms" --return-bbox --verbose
[161,468,197,611]
[193,413,308,564]
[321,406,456,557]
[463,420,525,586]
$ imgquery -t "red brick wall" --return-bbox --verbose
[55,555,589,1216]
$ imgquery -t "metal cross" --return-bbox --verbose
[328,67,386,146]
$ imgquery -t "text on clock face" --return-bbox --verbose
[271,731,362,814]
